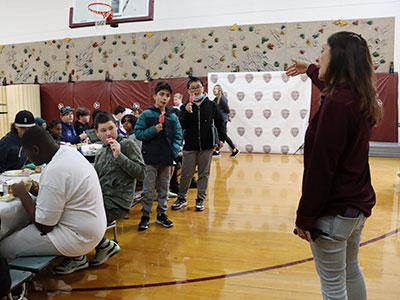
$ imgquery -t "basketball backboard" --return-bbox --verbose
[69,0,154,28]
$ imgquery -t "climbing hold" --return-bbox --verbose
[230,24,237,31]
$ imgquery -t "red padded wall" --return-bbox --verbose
[40,74,397,142]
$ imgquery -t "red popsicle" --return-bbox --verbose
[189,93,194,103]
[159,114,165,123]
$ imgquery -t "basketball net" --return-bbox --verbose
[88,3,113,30]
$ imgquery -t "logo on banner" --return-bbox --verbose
[255,91,263,101]
[281,145,289,154]
[254,127,263,137]
[263,109,272,119]
[291,91,300,101]
[291,127,299,137]
[228,74,236,84]
[263,145,271,153]
[281,109,290,119]
[236,91,245,101]
[245,74,254,83]
[245,109,253,119]
[272,127,281,137]
[300,109,308,119]
[263,73,272,83]
[210,74,218,84]
[281,73,290,83]
[301,74,308,82]
[229,109,236,119]
[273,91,281,101]
[93,102,100,109]
[237,127,245,136]
[245,144,254,153]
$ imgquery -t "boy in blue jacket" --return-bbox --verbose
[134,81,183,231]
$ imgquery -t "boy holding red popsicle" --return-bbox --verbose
[134,81,183,231]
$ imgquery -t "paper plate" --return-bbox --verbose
[2,170,32,177]
[0,195,16,202]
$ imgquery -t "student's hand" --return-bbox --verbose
[228,116,232,122]
[178,150,183,157]
[186,103,193,114]
[295,225,312,243]
[29,181,39,196]
[12,181,29,198]
[79,132,88,141]
[108,139,121,158]
[155,123,163,132]
[218,141,224,148]
[286,58,311,77]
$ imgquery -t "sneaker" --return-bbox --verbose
[230,149,240,158]
[89,240,121,267]
[138,215,150,231]
[53,256,89,275]
[195,199,205,211]
[156,213,174,228]
[212,151,221,157]
[172,198,188,210]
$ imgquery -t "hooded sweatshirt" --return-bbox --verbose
[0,132,28,172]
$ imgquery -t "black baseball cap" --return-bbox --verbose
[14,110,35,127]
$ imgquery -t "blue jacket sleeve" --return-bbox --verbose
[134,111,159,142]
[171,114,183,158]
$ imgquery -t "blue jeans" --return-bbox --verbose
[310,213,367,300]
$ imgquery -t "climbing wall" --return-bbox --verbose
[0,17,394,84]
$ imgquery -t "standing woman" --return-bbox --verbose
[0,110,36,172]
[286,31,382,300]
[212,84,240,157]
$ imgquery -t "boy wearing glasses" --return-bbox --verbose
[172,77,224,212]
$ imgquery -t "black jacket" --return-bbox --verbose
[179,96,224,151]
[0,132,28,173]
[74,120,90,135]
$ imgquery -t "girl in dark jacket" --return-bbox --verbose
[286,31,382,300]
[212,84,240,157]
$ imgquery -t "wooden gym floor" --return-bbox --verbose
[28,153,400,300]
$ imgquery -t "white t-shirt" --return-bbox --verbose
[35,146,106,257]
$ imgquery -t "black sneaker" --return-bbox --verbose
[172,198,187,210]
[156,213,174,228]
[212,151,221,157]
[138,216,150,231]
[195,199,205,211]
[230,149,240,158]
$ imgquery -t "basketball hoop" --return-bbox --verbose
[88,2,113,28]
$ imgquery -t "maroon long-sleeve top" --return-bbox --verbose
[295,64,376,230]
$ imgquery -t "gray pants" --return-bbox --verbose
[311,213,367,300]
[0,224,61,262]
[178,149,213,201]
[141,164,170,217]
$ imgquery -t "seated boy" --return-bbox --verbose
[91,112,146,266]
[60,106,87,144]
[74,107,91,135]
[0,126,106,276]
[134,81,183,231]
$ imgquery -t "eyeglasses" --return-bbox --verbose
[189,85,203,92]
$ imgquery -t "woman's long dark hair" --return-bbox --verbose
[323,31,382,126]
[213,84,223,103]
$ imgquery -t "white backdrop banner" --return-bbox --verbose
[208,72,311,154]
